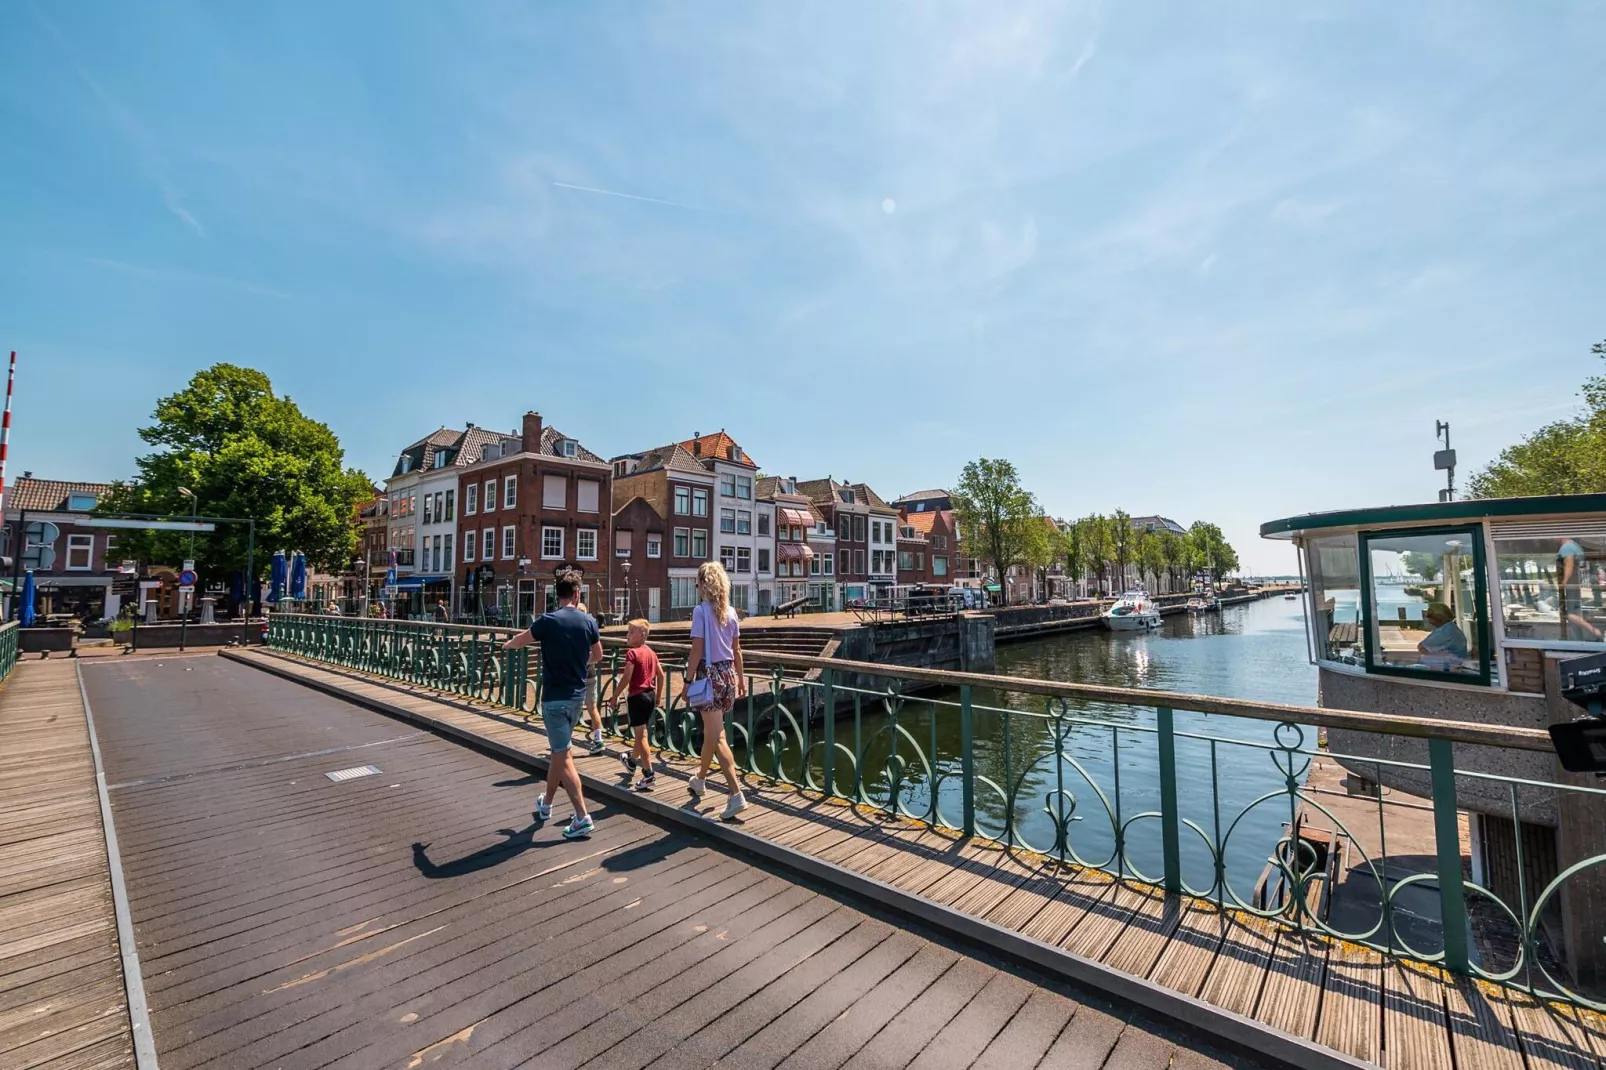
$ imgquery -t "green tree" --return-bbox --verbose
[1187,521,1240,582]
[951,458,1042,606]
[1136,528,1168,593]
[1082,514,1114,596]
[1109,509,1135,592]
[1401,551,1442,582]
[98,364,374,598]
[1054,518,1089,598]
[1159,530,1187,592]
[1468,340,1606,497]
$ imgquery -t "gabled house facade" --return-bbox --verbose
[680,431,765,615]
[4,476,119,621]
[758,476,819,610]
[798,477,871,606]
[610,443,716,622]
[455,412,612,623]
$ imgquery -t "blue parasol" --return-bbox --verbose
[289,553,307,600]
[268,551,287,604]
[19,571,35,627]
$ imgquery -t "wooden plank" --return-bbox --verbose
[1099,885,1189,979]
[1148,900,1230,997]
[1503,988,1599,1070]
[1382,959,1454,1070]
[1198,914,1278,1017]
[1314,940,1384,1065]
[1257,928,1328,1040]
[1443,977,1524,1070]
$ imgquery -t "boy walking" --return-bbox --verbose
[611,619,665,791]
[501,575,601,839]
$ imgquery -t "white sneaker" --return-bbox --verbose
[535,799,553,821]
[722,793,750,821]
[688,777,705,800]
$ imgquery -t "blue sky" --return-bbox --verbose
[3,1,1603,572]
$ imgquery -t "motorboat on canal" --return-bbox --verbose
[1186,597,1210,613]
[1103,591,1161,630]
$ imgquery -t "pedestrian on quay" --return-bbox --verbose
[611,618,665,792]
[501,572,601,839]
[573,593,608,755]
[685,561,749,820]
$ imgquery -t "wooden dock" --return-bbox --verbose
[227,645,1606,1070]
[0,659,135,1070]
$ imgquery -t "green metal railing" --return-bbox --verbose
[265,612,1606,1011]
[0,621,17,682]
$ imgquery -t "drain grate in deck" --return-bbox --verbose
[325,765,382,783]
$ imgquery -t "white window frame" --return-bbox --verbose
[483,479,497,513]
[465,484,477,515]
[673,528,689,558]
[65,533,94,570]
[736,547,752,573]
[758,548,771,573]
[737,510,751,535]
[692,489,709,517]
[720,473,737,498]
[543,474,567,509]
[504,475,518,510]
[502,526,516,560]
[541,526,564,560]
[647,535,662,559]
[464,531,476,562]
[615,530,633,558]
[576,528,598,561]
[737,475,752,500]
[693,530,708,559]
[720,546,736,571]
[721,508,736,534]
[483,528,496,561]
[825,553,835,575]
[674,487,690,515]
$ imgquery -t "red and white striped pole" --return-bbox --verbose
[0,351,14,521]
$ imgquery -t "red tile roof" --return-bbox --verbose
[902,510,943,535]
[7,478,113,514]
[679,431,755,468]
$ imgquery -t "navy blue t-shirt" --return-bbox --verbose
[529,606,600,702]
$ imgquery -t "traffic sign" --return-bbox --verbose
[178,569,198,587]
[21,545,54,570]
[182,559,195,572]
[24,521,60,545]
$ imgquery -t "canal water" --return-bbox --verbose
[820,596,1318,898]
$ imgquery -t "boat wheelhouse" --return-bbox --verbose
[1263,493,1606,982]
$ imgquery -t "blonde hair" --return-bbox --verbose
[627,618,651,635]
[697,561,733,625]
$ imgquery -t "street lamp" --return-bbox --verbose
[176,488,199,645]
[622,559,633,620]
[177,487,198,559]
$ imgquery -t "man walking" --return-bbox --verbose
[502,574,602,839]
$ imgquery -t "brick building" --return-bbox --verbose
[3,476,119,621]
[609,443,716,622]
[758,476,820,610]
[455,412,612,623]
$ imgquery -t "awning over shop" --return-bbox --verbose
[780,508,813,527]
[984,583,1002,593]
[392,577,427,590]
[777,542,815,562]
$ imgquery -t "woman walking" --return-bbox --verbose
[686,561,748,820]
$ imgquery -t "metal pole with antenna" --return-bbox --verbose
[1434,421,1456,502]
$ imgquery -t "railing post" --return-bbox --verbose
[960,684,976,838]
[821,669,836,798]
[1429,738,1470,973]
[1157,705,1182,895]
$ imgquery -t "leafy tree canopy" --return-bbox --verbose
[1468,341,1606,498]
[1186,521,1239,581]
[98,364,375,583]
[951,458,1041,603]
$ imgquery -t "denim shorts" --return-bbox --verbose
[543,697,583,753]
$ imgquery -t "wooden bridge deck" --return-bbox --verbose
[68,653,1265,1070]
[227,646,1606,1070]
[0,659,135,1070]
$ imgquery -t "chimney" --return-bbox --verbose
[522,411,543,454]
[692,433,702,456]
[466,421,475,429]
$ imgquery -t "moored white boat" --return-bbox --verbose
[1103,592,1161,630]
[1186,597,1210,613]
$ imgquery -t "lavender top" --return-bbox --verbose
[690,600,740,665]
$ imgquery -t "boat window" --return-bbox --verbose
[1361,528,1489,684]
[1307,533,1366,666]
[1493,528,1606,646]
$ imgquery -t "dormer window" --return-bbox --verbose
[839,489,854,505]
[434,449,449,467]
[561,439,578,458]
[730,446,743,462]
[67,493,98,511]
[399,455,413,474]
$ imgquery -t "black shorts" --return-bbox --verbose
[626,690,656,729]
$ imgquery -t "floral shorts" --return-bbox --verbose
[699,660,738,715]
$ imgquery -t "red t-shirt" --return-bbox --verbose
[625,645,661,695]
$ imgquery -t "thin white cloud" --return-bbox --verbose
[551,181,707,213]
[82,256,290,298]
[30,4,205,238]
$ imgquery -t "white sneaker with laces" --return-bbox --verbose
[688,776,705,800]
[535,799,553,821]
[722,793,750,820]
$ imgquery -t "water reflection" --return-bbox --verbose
[775,597,1318,894]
